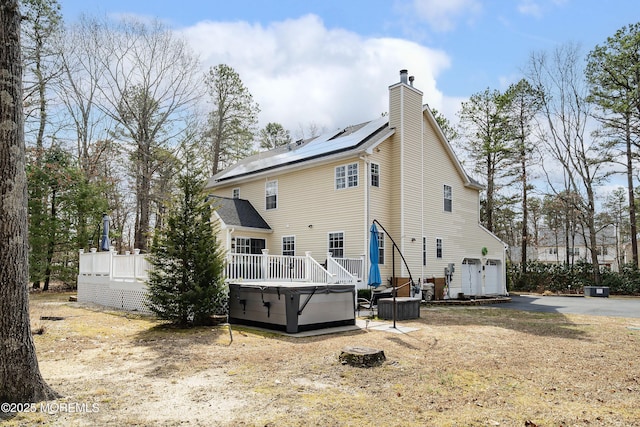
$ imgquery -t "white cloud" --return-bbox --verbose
[181,14,452,133]
[410,0,482,32]
[517,0,543,18]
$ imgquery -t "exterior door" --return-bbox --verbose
[250,238,265,254]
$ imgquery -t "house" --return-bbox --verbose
[205,70,507,298]
[533,225,622,271]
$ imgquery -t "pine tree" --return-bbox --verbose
[145,155,227,326]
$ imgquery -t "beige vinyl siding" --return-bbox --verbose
[400,86,425,280]
[388,85,403,251]
[421,113,504,290]
[210,157,368,264]
[367,137,395,280]
[386,82,425,280]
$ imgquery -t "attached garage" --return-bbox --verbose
[460,258,504,297]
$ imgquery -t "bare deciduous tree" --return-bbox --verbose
[528,43,612,284]
[21,0,62,155]
[93,17,202,251]
[56,14,112,176]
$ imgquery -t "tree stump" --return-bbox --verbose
[339,346,386,367]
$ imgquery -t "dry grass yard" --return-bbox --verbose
[3,291,640,426]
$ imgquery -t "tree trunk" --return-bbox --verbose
[485,154,495,232]
[626,123,638,268]
[0,0,59,402]
[43,189,56,291]
[134,141,151,252]
[339,347,386,368]
[521,145,528,272]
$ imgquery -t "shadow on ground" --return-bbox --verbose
[417,302,589,340]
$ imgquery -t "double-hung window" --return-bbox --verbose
[370,163,380,187]
[282,236,295,256]
[444,184,452,212]
[422,236,427,266]
[233,237,250,254]
[377,232,385,264]
[336,163,358,189]
[232,188,240,199]
[265,180,278,210]
[436,238,443,259]
[328,232,344,258]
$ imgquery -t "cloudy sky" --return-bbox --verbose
[57,0,639,137]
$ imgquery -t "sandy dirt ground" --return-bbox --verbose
[2,291,640,426]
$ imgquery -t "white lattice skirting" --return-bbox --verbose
[77,276,151,313]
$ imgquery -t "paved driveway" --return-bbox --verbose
[498,294,640,318]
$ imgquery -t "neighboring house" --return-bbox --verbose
[532,225,621,271]
[205,70,507,297]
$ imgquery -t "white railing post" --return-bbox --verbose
[78,249,85,275]
[327,252,336,284]
[90,247,97,275]
[261,249,269,281]
[109,247,114,280]
[305,251,313,282]
[134,249,141,279]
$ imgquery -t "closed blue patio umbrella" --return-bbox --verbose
[100,213,110,251]
[368,223,381,288]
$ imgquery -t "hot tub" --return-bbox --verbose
[228,282,356,333]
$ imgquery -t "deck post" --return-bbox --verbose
[326,252,333,283]
[90,247,97,275]
[305,251,312,282]
[261,249,269,280]
[109,249,112,280]
[134,248,140,279]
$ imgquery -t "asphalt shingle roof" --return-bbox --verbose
[210,196,271,230]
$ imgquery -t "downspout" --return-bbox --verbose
[227,228,235,253]
[361,155,370,286]
[421,107,425,281]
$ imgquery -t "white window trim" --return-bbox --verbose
[443,184,452,213]
[282,235,295,256]
[232,188,240,199]
[328,231,345,258]
[377,231,385,265]
[436,237,443,259]
[370,162,380,188]
[335,163,359,190]
[265,180,278,210]
[233,236,251,254]
[422,236,427,266]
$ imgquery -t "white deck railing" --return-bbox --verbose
[225,250,359,284]
[78,248,151,280]
[326,253,360,284]
[332,255,364,282]
[78,248,362,286]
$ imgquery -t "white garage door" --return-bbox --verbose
[484,260,501,294]
[461,258,481,296]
